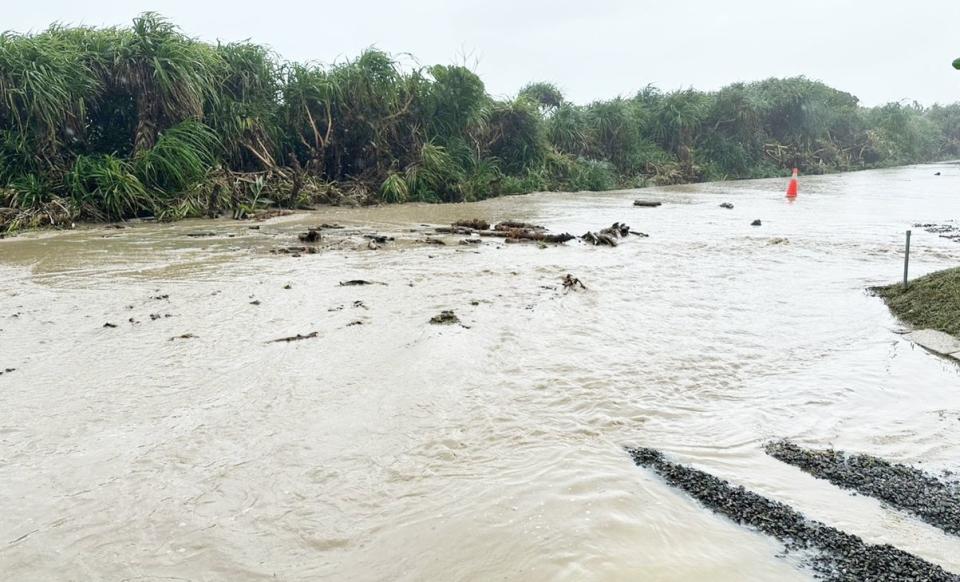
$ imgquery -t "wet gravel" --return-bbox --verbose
[629,447,959,582]
[766,441,960,537]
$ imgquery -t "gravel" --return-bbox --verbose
[766,440,960,537]
[629,447,959,582]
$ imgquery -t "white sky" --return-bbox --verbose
[7,0,960,106]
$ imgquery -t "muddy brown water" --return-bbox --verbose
[2,163,960,581]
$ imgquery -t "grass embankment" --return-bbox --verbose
[875,267,960,336]
[2,13,960,233]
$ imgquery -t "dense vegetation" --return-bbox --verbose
[875,268,960,337]
[2,13,960,232]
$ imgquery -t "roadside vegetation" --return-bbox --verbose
[875,267,960,337]
[2,13,960,233]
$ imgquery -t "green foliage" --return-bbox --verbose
[518,82,564,110]
[1,13,959,232]
[954,58,960,70]
[135,120,219,192]
[67,155,154,219]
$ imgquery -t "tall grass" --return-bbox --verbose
[1,13,959,232]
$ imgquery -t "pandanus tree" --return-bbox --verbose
[109,13,221,155]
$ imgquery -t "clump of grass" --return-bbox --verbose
[874,267,960,336]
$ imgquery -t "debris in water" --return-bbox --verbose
[367,240,380,250]
[430,310,461,325]
[766,440,960,537]
[751,219,762,226]
[935,172,942,176]
[269,331,319,343]
[320,223,345,229]
[628,447,958,582]
[768,237,789,245]
[364,234,391,244]
[170,333,197,341]
[495,221,545,231]
[283,284,292,290]
[453,219,490,230]
[353,300,368,309]
[0,368,16,375]
[562,274,587,291]
[151,294,169,300]
[720,202,734,209]
[102,322,117,328]
[423,237,447,246]
[186,232,217,238]
[339,280,387,287]
[346,320,364,327]
[250,300,261,306]
[298,229,321,243]
[633,200,662,207]
[582,222,633,246]
[460,238,481,245]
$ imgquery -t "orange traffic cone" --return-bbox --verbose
[786,168,798,198]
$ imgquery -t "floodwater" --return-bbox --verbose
[2,163,960,581]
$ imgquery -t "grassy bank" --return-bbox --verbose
[2,13,960,233]
[875,267,960,336]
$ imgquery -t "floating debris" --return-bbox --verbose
[459,238,481,245]
[768,237,789,245]
[629,447,958,582]
[429,310,461,325]
[0,368,16,375]
[339,280,387,287]
[298,229,321,243]
[151,294,169,300]
[720,202,734,209]
[582,222,633,246]
[250,300,261,306]
[102,322,117,328]
[453,219,490,230]
[562,274,587,291]
[423,237,447,246]
[283,284,292,290]
[320,223,345,229]
[169,333,197,341]
[495,221,545,231]
[633,200,662,207]
[766,440,960,537]
[346,320,364,327]
[186,232,217,238]
[751,219,762,226]
[269,331,319,343]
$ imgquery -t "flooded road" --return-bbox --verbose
[2,163,960,581]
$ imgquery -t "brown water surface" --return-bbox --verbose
[2,163,960,580]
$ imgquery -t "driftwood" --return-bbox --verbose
[633,200,662,207]
[478,229,574,243]
[453,219,490,230]
[435,226,475,235]
[562,274,587,291]
[298,229,321,243]
[582,222,633,246]
[495,221,545,231]
[269,331,319,343]
[339,280,387,286]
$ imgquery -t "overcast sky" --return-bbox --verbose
[7,0,960,106]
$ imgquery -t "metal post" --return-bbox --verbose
[903,230,911,289]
